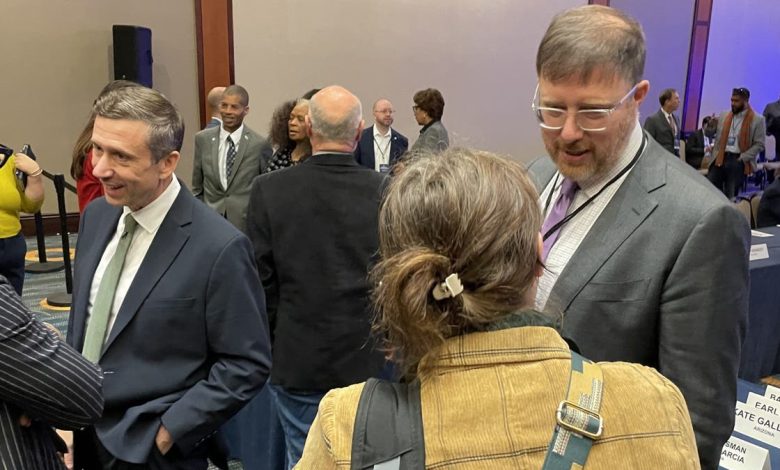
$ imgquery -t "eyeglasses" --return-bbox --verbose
[531,83,639,132]
[412,105,420,111]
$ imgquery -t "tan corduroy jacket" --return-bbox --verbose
[296,326,700,469]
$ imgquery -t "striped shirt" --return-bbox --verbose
[0,277,103,469]
[535,122,644,311]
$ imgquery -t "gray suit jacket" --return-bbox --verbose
[0,276,102,469]
[410,120,449,153]
[529,136,749,470]
[68,188,271,464]
[712,109,766,172]
[643,109,679,155]
[192,125,272,233]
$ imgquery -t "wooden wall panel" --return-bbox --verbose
[195,0,233,128]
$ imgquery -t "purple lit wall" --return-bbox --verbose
[610,0,696,123]
[700,0,780,155]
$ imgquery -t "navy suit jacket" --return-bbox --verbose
[68,185,271,464]
[354,126,408,171]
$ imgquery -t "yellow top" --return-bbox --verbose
[0,154,43,238]
[296,326,700,470]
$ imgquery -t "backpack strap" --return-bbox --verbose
[541,351,604,470]
[350,378,425,470]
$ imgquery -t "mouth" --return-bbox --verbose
[102,182,125,195]
[560,147,590,162]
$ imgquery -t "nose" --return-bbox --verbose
[92,153,112,179]
[559,112,584,142]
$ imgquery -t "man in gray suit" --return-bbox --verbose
[708,87,766,199]
[528,6,749,469]
[643,87,680,155]
[192,85,272,233]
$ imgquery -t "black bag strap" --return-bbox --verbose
[350,378,425,470]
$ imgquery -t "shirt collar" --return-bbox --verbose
[219,124,244,143]
[662,109,673,121]
[577,120,643,195]
[122,176,181,234]
[373,125,391,138]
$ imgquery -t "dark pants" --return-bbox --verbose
[74,428,208,470]
[268,385,325,470]
[708,152,745,199]
[0,232,26,295]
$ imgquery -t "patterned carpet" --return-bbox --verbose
[21,235,243,470]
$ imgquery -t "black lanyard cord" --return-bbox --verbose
[542,134,647,242]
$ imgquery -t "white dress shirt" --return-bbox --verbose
[373,125,392,171]
[535,123,644,310]
[86,176,181,341]
[218,124,244,189]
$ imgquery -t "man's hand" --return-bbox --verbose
[155,424,174,455]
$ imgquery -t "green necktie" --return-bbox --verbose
[82,214,138,363]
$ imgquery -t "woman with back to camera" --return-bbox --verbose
[410,88,449,153]
[296,148,700,469]
[265,98,312,173]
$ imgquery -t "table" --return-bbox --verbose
[739,225,780,381]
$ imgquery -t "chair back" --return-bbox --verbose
[752,192,763,228]
[735,199,753,228]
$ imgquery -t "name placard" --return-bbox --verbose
[720,435,771,470]
[749,392,780,416]
[765,385,780,402]
[734,401,780,449]
[751,244,770,261]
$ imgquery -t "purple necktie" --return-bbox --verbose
[541,178,579,262]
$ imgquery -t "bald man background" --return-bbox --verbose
[247,85,387,468]
[204,86,225,129]
[354,98,408,173]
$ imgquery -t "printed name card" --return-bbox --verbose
[734,401,780,448]
[751,244,770,261]
[749,392,780,417]
[720,435,771,469]
[766,385,780,402]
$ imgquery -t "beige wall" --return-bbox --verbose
[0,0,199,214]
[233,0,582,163]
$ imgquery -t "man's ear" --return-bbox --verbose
[305,115,314,138]
[355,119,365,143]
[633,80,651,106]
[159,151,180,179]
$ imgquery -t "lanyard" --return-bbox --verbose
[374,136,391,162]
[542,134,647,242]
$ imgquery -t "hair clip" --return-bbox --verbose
[432,273,464,301]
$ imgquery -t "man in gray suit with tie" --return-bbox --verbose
[192,85,272,233]
[643,88,681,155]
[68,83,270,469]
[528,6,749,469]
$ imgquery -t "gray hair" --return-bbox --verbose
[536,5,646,85]
[309,92,362,143]
[93,85,184,162]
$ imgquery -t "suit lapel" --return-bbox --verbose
[102,191,193,353]
[71,205,123,351]
[549,138,665,312]
[208,129,221,187]
[390,130,402,162]
[363,128,376,168]
[227,129,251,188]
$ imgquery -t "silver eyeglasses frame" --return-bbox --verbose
[531,83,639,132]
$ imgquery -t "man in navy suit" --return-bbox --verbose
[68,83,271,469]
[354,98,408,173]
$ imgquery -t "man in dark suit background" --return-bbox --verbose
[0,275,102,469]
[192,85,272,233]
[764,95,780,161]
[354,98,408,173]
[685,115,716,170]
[247,85,386,469]
[643,87,681,155]
[68,83,271,469]
[203,86,225,130]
